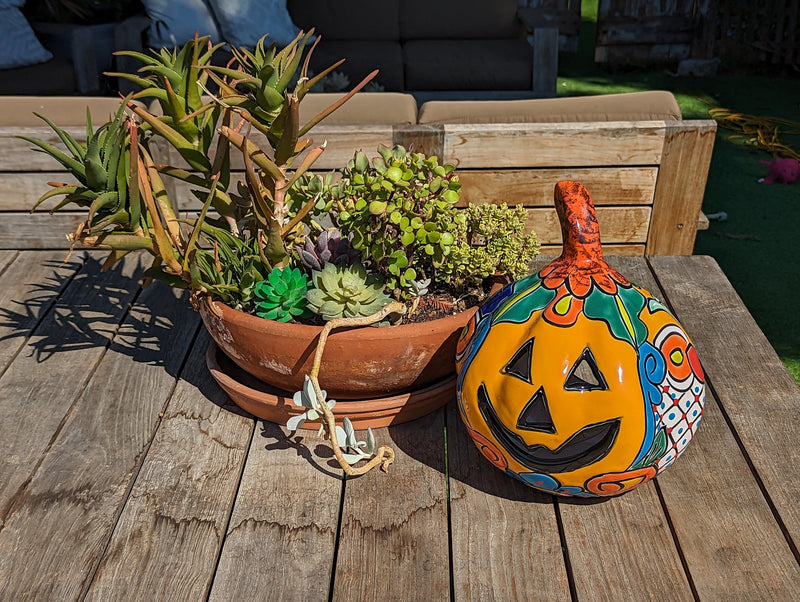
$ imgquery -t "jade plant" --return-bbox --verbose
[23,31,539,477]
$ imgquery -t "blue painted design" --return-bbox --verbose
[515,472,561,490]
[480,281,517,315]
[630,342,665,468]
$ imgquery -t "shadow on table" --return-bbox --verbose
[387,401,606,505]
[0,253,193,376]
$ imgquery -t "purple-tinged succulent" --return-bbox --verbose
[297,228,360,270]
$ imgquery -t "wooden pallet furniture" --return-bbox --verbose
[0,251,798,599]
[1,116,715,255]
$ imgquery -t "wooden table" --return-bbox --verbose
[0,251,798,600]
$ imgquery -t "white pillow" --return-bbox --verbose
[142,0,222,48]
[0,8,53,69]
[208,0,302,47]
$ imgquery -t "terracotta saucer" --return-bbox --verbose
[206,342,456,430]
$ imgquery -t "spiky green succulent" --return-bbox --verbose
[254,267,311,322]
[306,262,391,321]
[24,102,137,232]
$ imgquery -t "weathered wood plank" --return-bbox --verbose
[447,403,571,601]
[646,121,716,255]
[530,206,651,245]
[596,15,695,45]
[0,253,143,524]
[86,330,254,601]
[651,255,800,567]
[333,410,450,600]
[442,122,667,169]
[618,256,800,599]
[457,167,658,207]
[0,282,199,600]
[208,421,341,602]
[0,250,81,372]
[559,486,694,602]
[0,126,88,172]
[0,249,17,276]
[0,212,85,249]
[0,172,79,211]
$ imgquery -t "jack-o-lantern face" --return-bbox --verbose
[456,182,705,497]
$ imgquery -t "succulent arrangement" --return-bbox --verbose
[24,31,539,476]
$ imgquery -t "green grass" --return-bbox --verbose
[557,1,800,385]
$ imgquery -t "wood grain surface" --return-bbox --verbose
[0,282,198,600]
[86,330,254,601]
[333,410,450,601]
[456,166,658,208]
[651,255,800,592]
[447,404,571,601]
[0,253,141,524]
[208,420,342,601]
[441,122,667,169]
[0,253,796,598]
[645,121,716,255]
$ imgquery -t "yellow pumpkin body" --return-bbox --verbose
[456,182,705,497]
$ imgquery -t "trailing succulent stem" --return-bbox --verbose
[287,302,407,475]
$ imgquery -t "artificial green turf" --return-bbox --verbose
[556,0,800,385]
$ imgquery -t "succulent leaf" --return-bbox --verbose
[254,266,311,322]
[305,262,391,321]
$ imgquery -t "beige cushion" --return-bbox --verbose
[417,91,682,124]
[148,93,417,126]
[0,95,125,127]
[299,92,417,126]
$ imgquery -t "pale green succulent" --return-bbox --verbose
[306,262,391,320]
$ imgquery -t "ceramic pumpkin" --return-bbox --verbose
[456,181,705,497]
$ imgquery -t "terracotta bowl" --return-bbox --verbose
[199,300,477,399]
[207,342,456,429]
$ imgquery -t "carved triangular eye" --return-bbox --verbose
[502,338,534,383]
[516,386,557,433]
[565,348,608,391]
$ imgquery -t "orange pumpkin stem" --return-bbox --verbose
[554,181,604,266]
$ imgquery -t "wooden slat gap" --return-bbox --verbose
[646,255,800,565]
[81,318,206,598]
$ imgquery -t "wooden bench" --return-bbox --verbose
[0,116,715,255]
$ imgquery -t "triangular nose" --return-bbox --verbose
[516,386,556,434]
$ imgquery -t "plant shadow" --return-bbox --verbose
[0,252,196,379]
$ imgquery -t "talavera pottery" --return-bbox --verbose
[456,181,705,497]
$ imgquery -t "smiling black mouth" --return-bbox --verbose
[477,384,620,474]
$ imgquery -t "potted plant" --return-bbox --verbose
[23,31,540,475]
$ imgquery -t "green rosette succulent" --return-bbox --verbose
[306,262,392,321]
[254,267,311,322]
